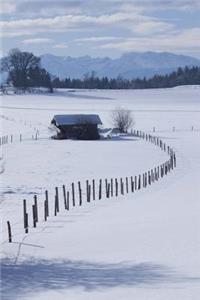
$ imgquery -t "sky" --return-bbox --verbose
[0,0,200,58]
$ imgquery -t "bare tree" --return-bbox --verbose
[111,106,135,133]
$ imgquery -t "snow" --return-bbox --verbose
[1,86,200,300]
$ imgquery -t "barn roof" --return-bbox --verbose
[52,114,102,126]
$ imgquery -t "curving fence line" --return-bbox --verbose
[5,129,176,243]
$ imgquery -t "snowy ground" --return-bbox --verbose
[1,86,200,300]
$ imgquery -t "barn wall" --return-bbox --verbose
[59,124,100,140]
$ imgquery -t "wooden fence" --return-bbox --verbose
[6,129,176,242]
[0,132,40,147]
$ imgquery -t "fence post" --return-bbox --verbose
[157,166,160,179]
[106,183,110,198]
[115,178,118,196]
[92,179,95,200]
[44,200,47,222]
[99,179,102,200]
[105,179,108,197]
[62,185,67,209]
[55,187,59,212]
[67,191,70,210]
[7,221,12,243]
[145,172,148,187]
[174,153,176,167]
[151,170,154,183]
[34,195,38,222]
[86,180,90,202]
[32,204,37,227]
[88,184,91,202]
[78,181,82,206]
[23,199,28,233]
[126,177,129,193]
[120,178,124,195]
[148,171,151,185]
[138,175,141,190]
[72,183,75,206]
[54,195,58,216]
[131,176,134,192]
[111,178,113,197]
[45,190,49,217]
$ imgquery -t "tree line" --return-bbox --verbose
[52,66,200,89]
[1,49,200,91]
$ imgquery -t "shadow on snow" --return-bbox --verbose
[1,258,199,299]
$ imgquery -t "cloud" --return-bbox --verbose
[74,36,123,43]
[0,2,16,15]
[54,43,68,49]
[132,20,174,34]
[1,0,200,20]
[22,38,53,44]
[15,0,82,17]
[0,12,173,38]
[120,0,200,12]
[99,27,200,55]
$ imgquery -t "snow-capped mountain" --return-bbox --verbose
[41,52,200,80]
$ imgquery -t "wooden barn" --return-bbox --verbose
[51,114,102,140]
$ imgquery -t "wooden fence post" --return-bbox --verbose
[120,178,124,195]
[55,187,59,212]
[148,171,151,185]
[86,180,89,202]
[34,195,38,222]
[106,183,110,198]
[105,179,108,197]
[92,179,95,200]
[63,185,67,209]
[44,200,47,222]
[138,175,141,190]
[151,169,154,183]
[32,204,37,227]
[54,195,58,216]
[78,181,82,206]
[111,178,113,197]
[115,178,118,196]
[126,177,129,193]
[145,172,148,187]
[67,191,70,210]
[7,221,12,243]
[131,176,134,192]
[157,166,160,179]
[72,183,75,206]
[23,199,28,233]
[88,184,91,202]
[174,153,176,167]
[99,179,102,200]
[45,190,49,217]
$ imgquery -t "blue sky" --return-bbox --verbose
[0,0,200,58]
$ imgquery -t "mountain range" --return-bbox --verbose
[41,52,200,80]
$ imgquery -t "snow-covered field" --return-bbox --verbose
[1,86,200,300]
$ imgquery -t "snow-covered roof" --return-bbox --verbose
[52,114,102,126]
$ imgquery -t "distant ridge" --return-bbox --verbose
[41,52,200,80]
